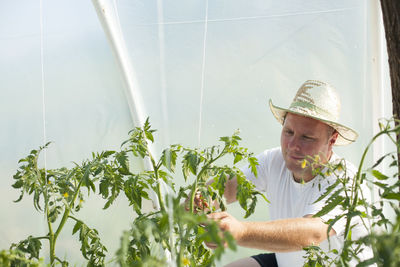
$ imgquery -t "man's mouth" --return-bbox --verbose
[288,154,304,161]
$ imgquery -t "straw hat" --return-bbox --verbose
[269,80,358,146]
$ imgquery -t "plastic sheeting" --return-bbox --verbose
[0,0,391,265]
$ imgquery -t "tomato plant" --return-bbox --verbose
[303,118,400,267]
[1,118,264,266]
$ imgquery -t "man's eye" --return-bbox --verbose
[303,136,314,141]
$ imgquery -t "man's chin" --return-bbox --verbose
[286,163,303,173]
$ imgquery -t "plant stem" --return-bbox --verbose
[189,179,198,214]
[189,147,227,213]
[154,166,166,212]
[49,169,84,264]
[46,207,56,265]
[144,139,166,212]
[343,128,393,239]
[34,151,57,265]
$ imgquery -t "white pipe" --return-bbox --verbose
[92,0,145,132]
[92,0,160,209]
[369,0,395,222]
[367,0,385,172]
[369,0,385,188]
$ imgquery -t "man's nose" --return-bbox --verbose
[288,136,301,151]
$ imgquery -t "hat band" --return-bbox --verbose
[289,101,337,122]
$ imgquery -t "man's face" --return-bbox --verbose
[280,113,337,182]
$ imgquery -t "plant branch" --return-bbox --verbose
[189,146,227,214]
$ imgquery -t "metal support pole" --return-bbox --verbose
[92,0,160,209]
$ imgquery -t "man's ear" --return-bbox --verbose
[329,131,339,146]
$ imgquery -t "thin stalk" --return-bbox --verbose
[46,206,56,265]
[144,140,166,212]
[189,147,227,213]
[34,151,57,265]
[343,128,395,238]
[176,222,184,267]
[48,168,84,265]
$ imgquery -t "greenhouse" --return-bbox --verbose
[1,0,398,266]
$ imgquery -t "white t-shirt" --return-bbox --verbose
[241,147,372,267]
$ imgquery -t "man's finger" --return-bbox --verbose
[207,211,228,220]
[204,242,218,250]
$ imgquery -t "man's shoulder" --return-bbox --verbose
[258,146,282,157]
[256,147,283,164]
[253,147,288,175]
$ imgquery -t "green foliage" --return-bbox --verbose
[0,249,44,267]
[303,118,400,267]
[4,118,265,266]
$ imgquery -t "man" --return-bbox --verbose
[204,80,371,266]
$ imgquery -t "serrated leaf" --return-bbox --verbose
[12,179,24,189]
[33,190,42,211]
[183,151,199,176]
[326,214,345,235]
[314,195,345,217]
[248,157,258,177]
[116,151,129,174]
[26,237,42,259]
[102,150,116,158]
[99,180,109,198]
[144,131,154,142]
[48,205,63,223]
[313,179,342,204]
[73,221,83,235]
[370,152,392,169]
[161,148,177,172]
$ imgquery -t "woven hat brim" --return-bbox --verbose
[269,99,358,146]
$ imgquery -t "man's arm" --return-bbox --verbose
[222,175,238,204]
[207,212,335,252]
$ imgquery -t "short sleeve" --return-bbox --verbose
[240,147,282,192]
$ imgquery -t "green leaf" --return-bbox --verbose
[12,236,42,260]
[99,179,109,199]
[382,192,400,201]
[73,220,83,235]
[102,150,116,158]
[116,151,129,174]
[356,257,379,267]
[183,151,200,176]
[371,169,389,180]
[370,152,392,169]
[11,179,24,189]
[326,214,345,236]
[82,166,95,193]
[233,153,243,164]
[373,181,388,189]
[313,179,342,204]
[48,205,63,223]
[314,195,345,217]
[248,157,258,177]
[144,131,154,143]
[161,148,177,172]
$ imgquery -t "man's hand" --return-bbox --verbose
[205,211,245,249]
